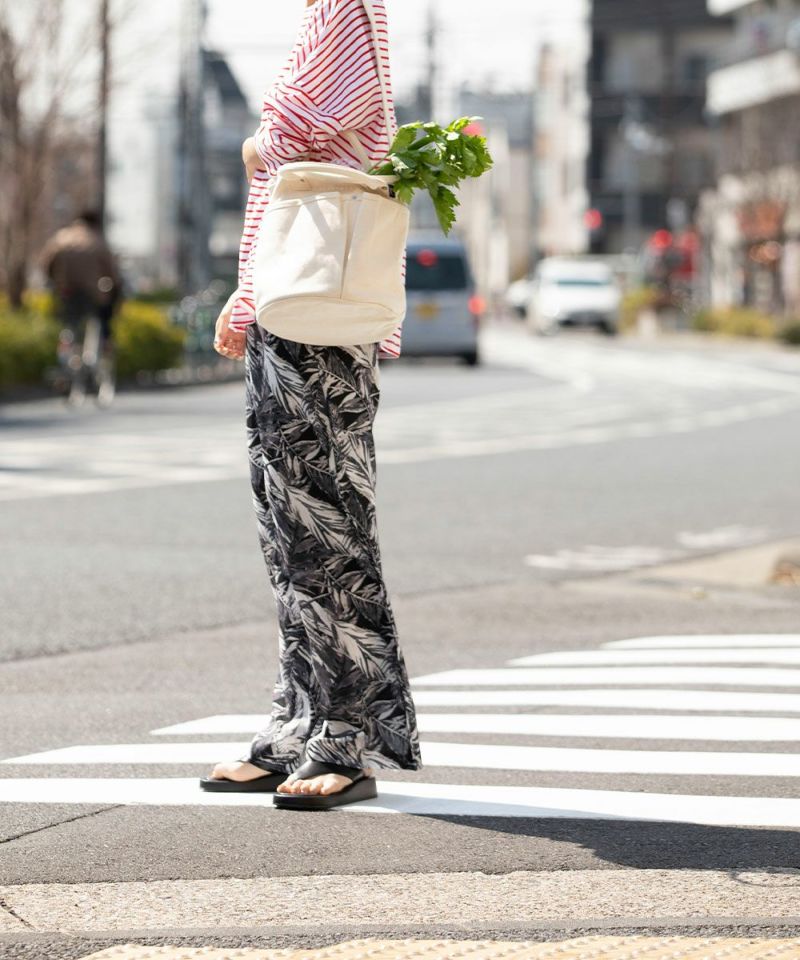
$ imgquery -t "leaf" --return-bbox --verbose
[369,116,494,233]
[390,125,421,152]
[433,186,459,236]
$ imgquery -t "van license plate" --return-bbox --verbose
[416,302,440,320]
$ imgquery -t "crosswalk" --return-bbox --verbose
[2,633,800,825]
[5,328,800,502]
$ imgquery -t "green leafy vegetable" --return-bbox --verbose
[369,116,494,235]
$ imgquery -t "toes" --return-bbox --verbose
[320,775,347,795]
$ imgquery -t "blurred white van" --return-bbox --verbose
[527,257,621,336]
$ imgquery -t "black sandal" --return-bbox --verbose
[199,770,288,793]
[272,760,377,810]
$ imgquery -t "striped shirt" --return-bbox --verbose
[230,0,403,360]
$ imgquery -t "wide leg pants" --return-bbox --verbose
[242,320,422,774]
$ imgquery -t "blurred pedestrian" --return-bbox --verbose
[41,209,123,361]
[204,0,420,810]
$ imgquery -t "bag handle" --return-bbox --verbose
[344,0,394,172]
[277,162,397,187]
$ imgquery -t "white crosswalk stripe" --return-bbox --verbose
[151,712,800,740]
[510,649,800,666]
[5,327,800,501]
[2,633,800,825]
[0,777,798,825]
[606,634,800,649]
[6,740,800,776]
[411,666,800,687]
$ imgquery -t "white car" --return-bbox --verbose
[527,258,621,336]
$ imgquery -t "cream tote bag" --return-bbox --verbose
[252,0,409,346]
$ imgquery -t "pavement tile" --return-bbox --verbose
[3,870,800,933]
[74,938,800,960]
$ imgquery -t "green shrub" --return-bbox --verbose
[692,306,778,339]
[0,310,60,388]
[620,286,661,332]
[113,301,186,381]
[779,320,800,346]
[0,294,186,390]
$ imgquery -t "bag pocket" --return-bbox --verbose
[256,193,347,304]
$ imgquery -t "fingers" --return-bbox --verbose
[214,343,244,360]
[213,329,246,360]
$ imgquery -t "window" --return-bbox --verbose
[406,251,469,291]
[681,54,709,89]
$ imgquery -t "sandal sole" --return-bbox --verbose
[199,773,287,793]
[272,776,378,810]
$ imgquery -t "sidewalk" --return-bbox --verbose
[7,937,800,960]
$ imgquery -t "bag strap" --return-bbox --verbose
[344,0,393,172]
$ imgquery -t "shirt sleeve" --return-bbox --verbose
[253,0,383,169]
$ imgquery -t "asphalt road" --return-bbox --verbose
[2,320,800,952]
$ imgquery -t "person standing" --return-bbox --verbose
[203,0,421,810]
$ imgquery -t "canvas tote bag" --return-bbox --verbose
[252,0,409,346]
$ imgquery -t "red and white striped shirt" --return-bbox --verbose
[230,0,403,360]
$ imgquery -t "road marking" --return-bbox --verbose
[375,394,800,465]
[6,333,800,503]
[411,688,800,711]
[420,742,800,776]
[604,634,800,650]
[411,666,800,687]
[677,525,768,550]
[0,431,247,501]
[152,712,800,742]
[510,649,800,666]
[419,713,800,741]
[0,777,798,826]
[4,633,800,827]
[524,546,679,572]
[6,740,800,777]
[152,715,268,735]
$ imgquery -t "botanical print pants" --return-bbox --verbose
[241,320,422,774]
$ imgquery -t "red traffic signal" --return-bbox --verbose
[584,208,603,231]
[649,229,674,250]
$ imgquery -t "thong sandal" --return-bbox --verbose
[272,760,377,810]
[199,770,288,793]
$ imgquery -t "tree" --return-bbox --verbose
[0,0,96,307]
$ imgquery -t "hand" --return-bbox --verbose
[242,137,261,184]
[214,292,247,361]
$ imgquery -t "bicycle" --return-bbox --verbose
[53,310,117,408]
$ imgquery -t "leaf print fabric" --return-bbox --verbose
[241,320,422,774]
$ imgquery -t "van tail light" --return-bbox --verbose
[468,295,486,319]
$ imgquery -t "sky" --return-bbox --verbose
[207,0,587,108]
[111,0,587,119]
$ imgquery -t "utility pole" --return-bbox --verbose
[97,0,111,227]
[422,1,437,120]
[177,0,209,294]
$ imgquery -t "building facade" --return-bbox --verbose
[588,0,733,254]
[534,41,591,258]
[702,0,800,315]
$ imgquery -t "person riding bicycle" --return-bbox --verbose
[41,209,123,357]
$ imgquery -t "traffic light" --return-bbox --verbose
[584,208,603,231]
